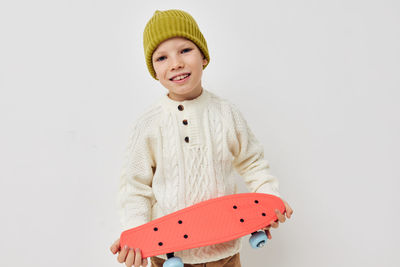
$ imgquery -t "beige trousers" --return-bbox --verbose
[150,253,241,267]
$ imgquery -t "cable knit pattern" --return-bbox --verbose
[117,89,280,264]
[207,102,227,196]
[161,112,181,213]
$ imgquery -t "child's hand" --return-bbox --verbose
[110,238,148,267]
[262,200,293,239]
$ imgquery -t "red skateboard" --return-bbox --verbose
[120,193,285,267]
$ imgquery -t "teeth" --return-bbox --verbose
[172,74,189,81]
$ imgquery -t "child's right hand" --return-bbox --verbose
[110,238,148,267]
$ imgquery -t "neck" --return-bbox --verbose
[167,87,203,101]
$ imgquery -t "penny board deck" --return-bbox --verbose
[120,193,285,258]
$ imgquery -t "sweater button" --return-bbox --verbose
[178,105,184,111]
[184,136,189,143]
[182,119,188,125]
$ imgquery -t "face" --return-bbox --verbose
[152,37,208,101]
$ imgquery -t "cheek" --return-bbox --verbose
[153,65,164,78]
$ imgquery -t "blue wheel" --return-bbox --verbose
[163,256,183,267]
[249,231,268,249]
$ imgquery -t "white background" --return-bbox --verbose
[1,0,399,266]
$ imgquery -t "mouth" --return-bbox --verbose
[169,73,191,82]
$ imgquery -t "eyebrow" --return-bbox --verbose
[153,42,193,57]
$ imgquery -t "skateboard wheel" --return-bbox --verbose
[163,257,183,267]
[249,231,268,249]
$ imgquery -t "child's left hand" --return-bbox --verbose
[262,200,293,239]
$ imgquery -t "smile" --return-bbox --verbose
[170,73,191,83]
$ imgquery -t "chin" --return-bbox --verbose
[172,85,195,94]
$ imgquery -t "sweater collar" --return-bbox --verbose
[160,89,210,112]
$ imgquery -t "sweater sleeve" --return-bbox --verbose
[117,121,156,231]
[228,104,281,197]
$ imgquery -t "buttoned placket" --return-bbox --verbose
[177,104,190,143]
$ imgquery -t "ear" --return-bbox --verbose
[203,57,208,67]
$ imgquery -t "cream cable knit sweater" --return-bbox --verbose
[117,89,280,264]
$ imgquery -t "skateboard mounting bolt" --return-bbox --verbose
[233,205,237,209]
[255,200,259,204]
[178,220,183,224]
[154,227,158,231]
[262,213,266,216]
[158,242,163,246]
[240,219,244,222]
[184,234,188,239]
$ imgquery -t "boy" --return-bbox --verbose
[110,9,293,267]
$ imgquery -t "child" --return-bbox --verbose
[110,9,293,267]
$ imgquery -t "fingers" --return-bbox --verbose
[134,248,142,267]
[263,202,294,236]
[275,209,286,223]
[117,245,130,263]
[268,209,283,229]
[270,220,279,228]
[110,238,121,254]
[265,229,272,239]
[114,244,147,267]
[284,201,293,219]
[125,248,136,267]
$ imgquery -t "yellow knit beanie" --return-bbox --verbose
[143,9,210,80]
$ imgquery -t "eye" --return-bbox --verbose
[182,48,192,53]
[155,48,192,62]
[156,56,166,62]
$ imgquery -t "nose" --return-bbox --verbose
[170,56,184,71]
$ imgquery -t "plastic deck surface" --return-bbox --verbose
[120,193,285,258]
